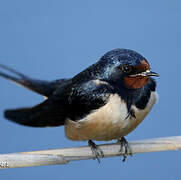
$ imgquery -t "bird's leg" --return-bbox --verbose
[88,140,104,163]
[117,137,132,162]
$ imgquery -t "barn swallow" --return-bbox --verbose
[0,49,159,162]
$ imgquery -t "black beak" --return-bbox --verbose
[146,71,159,77]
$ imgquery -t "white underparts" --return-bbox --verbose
[65,92,158,141]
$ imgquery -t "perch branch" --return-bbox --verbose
[0,136,181,169]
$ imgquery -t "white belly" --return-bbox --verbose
[65,92,158,141]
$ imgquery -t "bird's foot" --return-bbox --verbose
[117,137,132,162]
[88,140,104,163]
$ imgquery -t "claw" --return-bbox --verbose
[88,140,104,163]
[117,137,132,162]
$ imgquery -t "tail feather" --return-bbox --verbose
[0,64,69,97]
[4,99,66,127]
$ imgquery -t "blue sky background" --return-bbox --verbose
[0,0,181,179]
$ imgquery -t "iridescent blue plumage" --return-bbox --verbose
[0,48,158,129]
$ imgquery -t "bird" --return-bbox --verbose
[0,49,159,162]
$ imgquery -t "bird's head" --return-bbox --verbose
[98,49,159,89]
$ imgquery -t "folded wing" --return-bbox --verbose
[4,98,67,127]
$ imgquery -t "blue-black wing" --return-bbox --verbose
[4,94,68,127]
[4,78,115,127]
[66,80,115,121]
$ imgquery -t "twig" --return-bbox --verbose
[0,136,181,169]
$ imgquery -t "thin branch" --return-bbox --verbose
[0,136,181,169]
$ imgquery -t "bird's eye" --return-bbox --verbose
[121,65,133,73]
